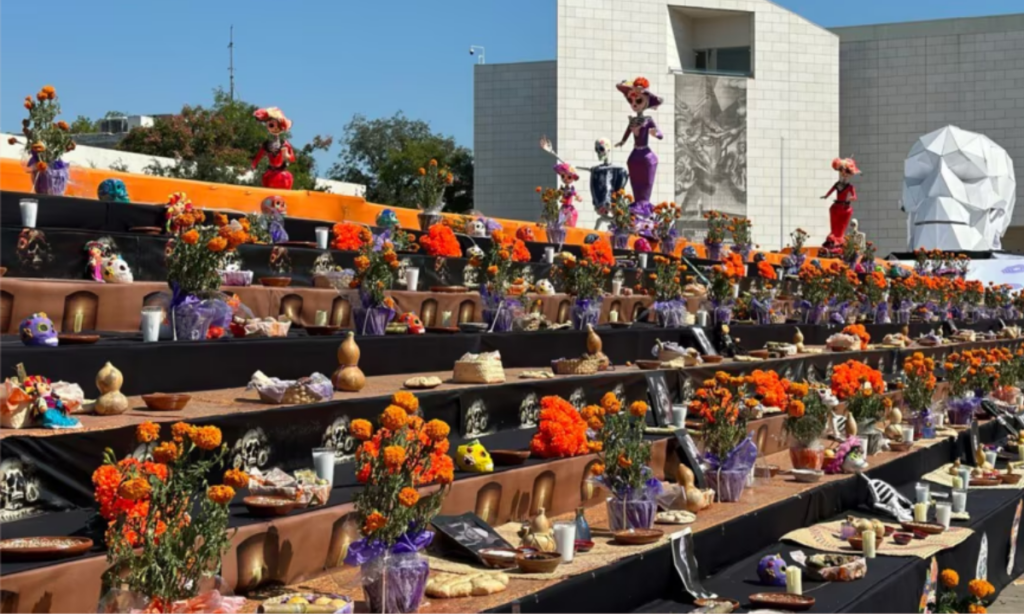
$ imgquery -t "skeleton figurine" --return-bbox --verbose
[860,473,914,522]
[462,245,485,287]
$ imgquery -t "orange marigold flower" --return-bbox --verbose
[223,468,250,489]
[787,400,806,418]
[34,161,48,172]
[207,484,235,505]
[425,419,450,442]
[351,418,373,441]
[601,392,622,414]
[118,478,152,501]
[364,511,387,533]
[191,425,223,450]
[969,579,995,600]
[30,142,45,153]
[629,401,649,418]
[207,237,228,253]
[940,569,959,588]
[587,440,604,452]
[383,445,407,470]
[152,441,179,463]
[398,487,420,507]
[381,405,409,431]
[590,463,605,476]
[171,422,195,442]
[617,454,633,469]
[392,391,420,414]
[181,229,199,245]
[356,463,372,483]
[968,605,988,614]
[136,422,160,443]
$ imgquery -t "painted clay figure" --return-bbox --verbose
[822,157,861,252]
[615,77,664,226]
[554,163,582,227]
[251,107,296,190]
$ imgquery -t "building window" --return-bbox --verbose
[692,47,751,77]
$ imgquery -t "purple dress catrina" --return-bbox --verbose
[616,78,663,226]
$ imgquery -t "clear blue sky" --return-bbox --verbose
[3,0,1022,171]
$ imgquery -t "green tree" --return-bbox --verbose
[117,89,332,191]
[69,115,97,134]
[329,112,473,212]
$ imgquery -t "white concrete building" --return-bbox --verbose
[474,0,839,250]
[834,14,1024,255]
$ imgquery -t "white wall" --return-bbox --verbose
[557,0,839,248]
[473,61,558,221]
[834,14,1024,256]
[0,134,365,197]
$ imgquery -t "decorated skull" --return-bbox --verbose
[469,219,488,238]
[19,313,58,347]
[456,439,494,473]
[321,416,358,460]
[0,459,41,512]
[516,226,536,242]
[903,125,1016,251]
[231,428,271,473]
[17,228,52,270]
[535,279,555,295]
[102,255,134,283]
[756,554,788,586]
[260,195,288,218]
[397,312,425,334]
[97,178,130,203]
[375,209,400,230]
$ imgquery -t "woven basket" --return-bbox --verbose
[552,355,601,376]
[453,359,506,384]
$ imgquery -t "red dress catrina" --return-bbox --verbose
[821,157,861,252]
[251,107,296,190]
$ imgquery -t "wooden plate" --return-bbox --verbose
[889,441,913,452]
[141,393,192,412]
[749,593,815,612]
[259,277,293,287]
[971,478,1002,487]
[635,360,663,370]
[244,496,301,517]
[1000,473,1022,485]
[0,536,93,561]
[701,355,724,364]
[130,226,163,235]
[515,552,561,574]
[900,521,945,535]
[612,529,664,545]
[479,548,518,569]
[430,286,469,294]
[490,449,531,466]
[278,241,318,248]
[58,334,100,345]
[748,349,770,359]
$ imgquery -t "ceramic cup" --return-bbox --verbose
[901,426,915,444]
[985,450,998,467]
[933,413,946,429]
[315,227,330,250]
[951,488,968,514]
[638,253,648,269]
[611,280,623,296]
[141,307,163,343]
[935,502,952,529]
[20,198,38,229]
[553,521,575,563]
[312,447,336,489]
[915,482,930,504]
[671,405,687,428]
[405,268,420,291]
[958,467,972,488]
[543,247,555,264]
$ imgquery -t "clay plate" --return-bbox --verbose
[791,469,823,483]
[889,441,913,452]
[426,326,461,334]
[749,593,815,612]
[58,334,100,345]
[244,496,301,517]
[574,539,595,553]
[635,360,663,370]
[259,277,293,287]
[305,326,343,336]
[695,598,740,611]
[430,286,469,294]
[701,355,724,364]
[0,536,93,561]
[130,226,163,235]
[847,534,883,550]
[490,449,531,466]
[612,528,664,546]
[900,521,945,535]
[515,551,561,574]
[754,464,781,478]
[748,349,770,359]
[1000,473,1022,485]
[278,241,318,248]
[141,393,192,412]
[970,478,1002,487]
[478,548,518,569]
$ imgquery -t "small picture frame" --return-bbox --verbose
[430,512,514,563]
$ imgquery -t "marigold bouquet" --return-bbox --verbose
[165,192,205,235]
[750,369,790,410]
[830,360,888,424]
[93,422,238,607]
[900,352,936,413]
[862,270,888,307]
[842,324,871,349]
[352,228,400,309]
[934,569,994,614]
[648,255,686,301]
[332,222,365,251]
[530,395,589,458]
[703,210,729,244]
[418,223,462,258]
[708,252,745,303]
[782,381,831,446]
[167,222,252,297]
[583,392,653,498]
[482,230,531,294]
[10,85,76,185]
[688,372,752,460]
[651,201,681,242]
[728,216,753,246]
[945,349,1000,398]
[554,240,614,300]
[536,186,563,228]
[798,261,832,306]
[608,189,635,236]
[415,159,454,213]
[790,228,809,254]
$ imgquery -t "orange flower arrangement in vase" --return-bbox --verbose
[749,369,790,411]
[530,395,590,458]
[345,393,452,614]
[831,360,889,448]
[687,372,758,502]
[331,222,364,251]
[841,324,871,349]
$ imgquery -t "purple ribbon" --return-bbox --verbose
[704,434,758,472]
[344,529,434,567]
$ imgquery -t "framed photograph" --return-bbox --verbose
[646,372,676,427]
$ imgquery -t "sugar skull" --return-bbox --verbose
[19,313,58,347]
[634,238,652,252]
[269,246,291,274]
[595,138,612,165]
[756,554,788,586]
[456,439,494,473]
[903,125,1016,251]
[376,209,400,230]
[397,312,425,334]
[516,226,536,242]
[260,195,288,218]
[535,279,555,295]
[97,178,130,203]
[101,255,134,284]
[468,218,488,238]
[0,459,40,513]
[584,233,599,245]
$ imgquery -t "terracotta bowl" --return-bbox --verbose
[57,334,100,345]
[490,449,531,466]
[901,521,945,535]
[478,548,518,569]
[893,533,913,545]
[754,464,781,478]
[515,551,561,574]
[889,441,913,452]
[574,539,595,553]
[635,360,663,370]
[749,593,815,612]
[243,496,301,517]
[259,276,292,287]
[0,536,93,561]
[140,393,191,412]
[847,534,883,550]
[701,355,724,364]
[1000,473,1022,485]
[884,526,896,537]
[612,528,664,546]
[748,349,770,359]
[912,528,929,540]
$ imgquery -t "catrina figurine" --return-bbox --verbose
[19,313,58,347]
[84,237,118,283]
[553,163,582,228]
[22,375,80,429]
[259,195,289,243]
[252,107,296,190]
[821,157,861,253]
[615,77,663,228]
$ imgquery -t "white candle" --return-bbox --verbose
[638,253,648,269]
[609,310,619,323]
[405,268,420,291]
[315,227,330,250]
[312,447,335,489]
[611,280,623,296]
[74,309,84,333]
[785,567,803,595]
[913,503,928,522]
[315,310,328,326]
[915,482,930,504]
[902,426,915,444]
[20,198,38,228]
[544,247,555,263]
[553,521,576,563]
[951,476,963,490]
[935,502,951,529]
[862,530,876,559]
[952,489,967,514]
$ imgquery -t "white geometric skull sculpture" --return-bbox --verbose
[903,125,1016,251]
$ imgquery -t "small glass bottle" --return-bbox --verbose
[574,507,591,541]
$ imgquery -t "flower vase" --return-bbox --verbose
[654,300,687,328]
[707,469,747,502]
[605,496,656,531]
[713,304,733,326]
[546,225,567,245]
[913,410,936,440]
[172,299,215,341]
[731,243,752,262]
[612,233,630,250]
[751,301,771,326]
[874,301,891,324]
[417,212,442,232]
[483,300,516,333]
[946,397,979,426]
[789,440,825,471]
[857,420,883,456]
[31,160,70,196]
[570,298,600,330]
[659,236,678,256]
[354,305,395,336]
[705,241,723,261]
[362,553,430,614]
[804,303,827,325]
[574,507,592,541]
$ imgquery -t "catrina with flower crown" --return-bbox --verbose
[251,107,296,189]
